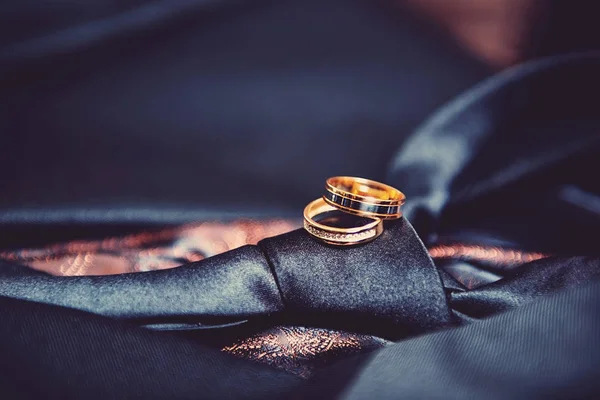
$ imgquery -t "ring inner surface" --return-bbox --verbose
[305,199,380,233]
[314,210,376,229]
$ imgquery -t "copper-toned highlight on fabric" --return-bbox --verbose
[222,326,388,378]
[0,220,299,276]
[1,221,551,275]
[429,244,549,268]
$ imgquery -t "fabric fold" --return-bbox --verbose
[0,246,283,321]
[0,218,452,339]
[259,218,452,339]
[451,256,600,318]
[388,52,600,240]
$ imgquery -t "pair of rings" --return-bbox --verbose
[304,176,406,246]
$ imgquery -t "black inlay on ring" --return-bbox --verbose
[324,192,400,215]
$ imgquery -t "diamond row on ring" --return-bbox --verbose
[304,221,375,241]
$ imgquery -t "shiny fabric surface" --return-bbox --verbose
[0,219,452,340]
[389,52,600,246]
[2,219,599,338]
[1,267,600,398]
[1,1,600,397]
[0,221,557,376]
[298,280,600,399]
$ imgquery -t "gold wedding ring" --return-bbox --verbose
[303,198,383,246]
[323,176,405,219]
[303,177,404,246]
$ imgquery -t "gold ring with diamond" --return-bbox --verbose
[303,198,383,246]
